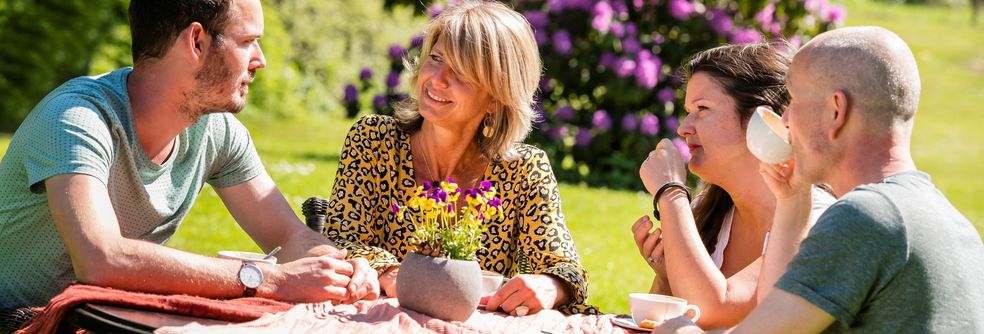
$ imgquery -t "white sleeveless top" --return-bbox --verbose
[709,187,835,269]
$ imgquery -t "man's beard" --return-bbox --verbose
[179,42,245,120]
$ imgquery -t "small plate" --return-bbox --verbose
[611,317,649,331]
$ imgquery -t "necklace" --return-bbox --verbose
[411,134,488,189]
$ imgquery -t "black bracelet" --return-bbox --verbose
[653,181,691,221]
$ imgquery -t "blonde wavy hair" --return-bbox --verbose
[394,0,542,161]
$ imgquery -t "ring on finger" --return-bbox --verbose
[646,256,656,264]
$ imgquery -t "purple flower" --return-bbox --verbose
[391,201,400,215]
[621,113,638,132]
[427,3,445,18]
[612,0,629,16]
[625,23,638,37]
[372,94,388,112]
[549,126,569,141]
[668,0,694,20]
[635,51,661,89]
[827,4,847,24]
[359,67,373,81]
[611,22,625,38]
[755,3,775,29]
[632,0,643,10]
[388,44,405,60]
[673,137,691,162]
[658,87,675,104]
[591,110,613,131]
[575,128,593,147]
[525,10,549,29]
[539,76,554,92]
[664,116,680,133]
[488,197,502,208]
[622,38,640,54]
[600,52,618,70]
[552,30,573,55]
[709,9,734,36]
[343,84,358,105]
[788,36,803,49]
[480,180,493,191]
[410,34,424,49]
[555,105,575,121]
[615,58,636,78]
[730,28,764,44]
[386,71,401,88]
[535,29,549,44]
[652,34,666,45]
[640,114,660,136]
[591,2,613,33]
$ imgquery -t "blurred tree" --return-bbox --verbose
[0,0,129,131]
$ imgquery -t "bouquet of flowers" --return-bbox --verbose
[392,179,504,261]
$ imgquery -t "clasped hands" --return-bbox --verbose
[268,248,380,304]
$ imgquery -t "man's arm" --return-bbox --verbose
[654,289,835,334]
[47,173,356,302]
[214,172,340,261]
[214,171,379,302]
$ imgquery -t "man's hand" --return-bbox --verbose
[641,138,688,196]
[343,257,380,303]
[264,255,355,303]
[758,160,810,200]
[482,274,569,316]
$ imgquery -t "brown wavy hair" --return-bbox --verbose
[681,41,793,255]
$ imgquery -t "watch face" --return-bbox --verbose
[239,263,263,289]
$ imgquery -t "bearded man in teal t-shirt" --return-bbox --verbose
[0,0,378,313]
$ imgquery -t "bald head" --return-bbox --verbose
[794,26,921,126]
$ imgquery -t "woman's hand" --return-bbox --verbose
[482,274,569,316]
[641,139,688,196]
[378,266,399,297]
[632,216,671,294]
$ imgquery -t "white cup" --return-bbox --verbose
[218,250,277,264]
[746,105,792,164]
[481,270,505,295]
[629,293,701,325]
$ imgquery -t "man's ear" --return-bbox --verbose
[181,22,208,62]
[828,90,850,140]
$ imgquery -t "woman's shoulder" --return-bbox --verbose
[506,143,550,164]
[350,114,402,135]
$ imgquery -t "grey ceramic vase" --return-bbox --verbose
[396,252,482,322]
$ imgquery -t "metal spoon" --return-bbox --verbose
[263,246,283,260]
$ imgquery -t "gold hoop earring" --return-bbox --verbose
[482,116,494,138]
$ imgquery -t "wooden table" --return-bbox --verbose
[62,303,234,333]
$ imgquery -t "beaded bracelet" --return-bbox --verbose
[652,181,691,221]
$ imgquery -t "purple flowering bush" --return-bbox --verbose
[347,0,846,189]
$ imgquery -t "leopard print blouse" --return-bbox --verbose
[323,115,597,315]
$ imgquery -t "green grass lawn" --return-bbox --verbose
[1,0,981,315]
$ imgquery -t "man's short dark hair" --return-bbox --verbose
[128,0,233,64]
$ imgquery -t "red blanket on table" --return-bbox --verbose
[16,284,292,334]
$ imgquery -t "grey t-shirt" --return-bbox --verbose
[0,67,264,308]
[776,171,984,333]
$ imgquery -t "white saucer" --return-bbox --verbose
[611,317,649,331]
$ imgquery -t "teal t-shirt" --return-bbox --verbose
[0,67,264,308]
[776,171,984,333]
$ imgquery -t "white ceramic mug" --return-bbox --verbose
[218,250,277,264]
[481,270,505,295]
[746,105,792,164]
[628,293,701,325]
